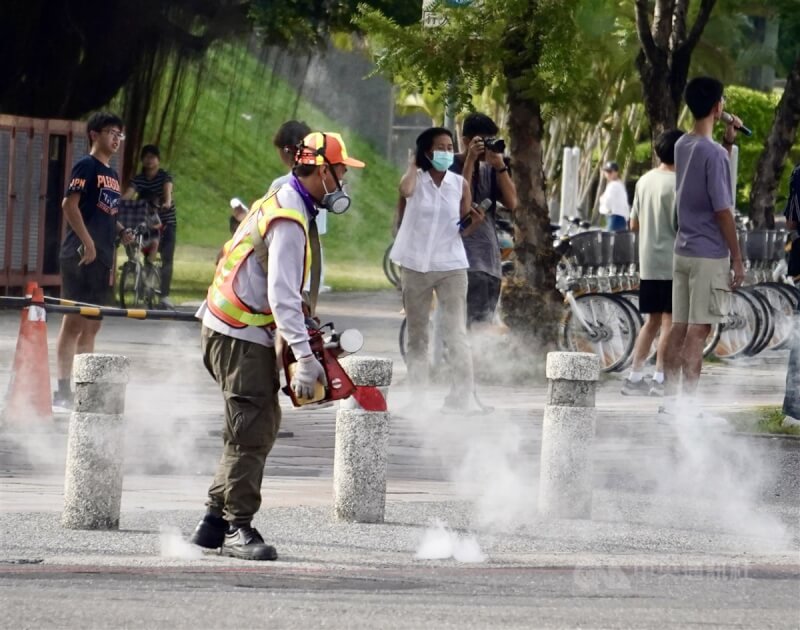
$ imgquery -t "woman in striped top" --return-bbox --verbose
[123,144,177,307]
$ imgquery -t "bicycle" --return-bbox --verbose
[119,224,162,309]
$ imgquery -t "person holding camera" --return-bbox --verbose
[390,126,484,413]
[451,113,518,326]
[782,162,800,428]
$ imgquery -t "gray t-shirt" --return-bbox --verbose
[674,133,733,259]
[630,169,677,280]
[451,158,501,278]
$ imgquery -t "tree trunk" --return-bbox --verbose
[634,0,717,159]
[749,53,800,228]
[635,49,678,145]
[502,85,563,348]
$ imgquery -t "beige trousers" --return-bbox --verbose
[402,267,474,400]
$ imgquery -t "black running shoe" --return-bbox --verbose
[221,526,278,561]
[188,513,228,549]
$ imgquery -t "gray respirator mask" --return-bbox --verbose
[321,171,350,214]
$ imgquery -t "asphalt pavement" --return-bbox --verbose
[0,290,798,629]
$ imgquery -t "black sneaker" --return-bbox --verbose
[620,378,649,396]
[221,526,278,561]
[188,513,228,549]
[52,390,73,413]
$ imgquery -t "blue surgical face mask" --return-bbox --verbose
[430,150,454,172]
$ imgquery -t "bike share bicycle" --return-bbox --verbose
[118,213,163,309]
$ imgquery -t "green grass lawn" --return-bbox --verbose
[166,243,394,305]
[726,405,800,436]
[140,43,401,301]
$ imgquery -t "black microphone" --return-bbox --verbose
[721,111,752,137]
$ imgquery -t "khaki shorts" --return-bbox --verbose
[672,254,731,325]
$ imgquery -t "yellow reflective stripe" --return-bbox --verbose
[211,292,275,327]
[79,307,101,317]
[209,195,312,327]
[127,309,147,319]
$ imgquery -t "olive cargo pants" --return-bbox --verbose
[201,326,282,526]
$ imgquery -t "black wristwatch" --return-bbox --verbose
[495,166,509,174]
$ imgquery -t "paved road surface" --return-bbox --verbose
[0,291,798,629]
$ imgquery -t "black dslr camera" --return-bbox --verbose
[483,137,506,153]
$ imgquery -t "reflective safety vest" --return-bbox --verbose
[207,192,311,328]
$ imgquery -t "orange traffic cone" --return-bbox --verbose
[5,284,52,423]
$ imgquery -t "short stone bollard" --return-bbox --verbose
[62,354,130,530]
[538,351,599,520]
[333,355,393,523]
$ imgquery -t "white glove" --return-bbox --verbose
[291,354,327,400]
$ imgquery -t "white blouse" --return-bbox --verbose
[599,179,630,219]
[390,169,469,273]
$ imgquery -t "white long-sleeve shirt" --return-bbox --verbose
[197,185,311,357]
[599,179,630,219]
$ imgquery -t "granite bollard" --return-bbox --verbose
[333,355,393,523]
[538,351,599,519]
[62,353,130,530]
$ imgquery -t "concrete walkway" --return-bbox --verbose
[0,290,798,629]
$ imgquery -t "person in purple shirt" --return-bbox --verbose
[661,77,745,416]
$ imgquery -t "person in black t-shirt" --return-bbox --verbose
[123,144,176,308]
[55,112,134,410]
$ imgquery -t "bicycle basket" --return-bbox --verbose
[612,231,636,266]
[737,231,749,261]
[600,232,615,267]
[772,230,787,262]
[746,230,770,262]
[764,230,778,262]
[569,231,603,268]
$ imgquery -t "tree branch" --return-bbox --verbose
[669,0,688,52]
[685,0,717,50]
[634,0,658,65]
[653,0,676,50]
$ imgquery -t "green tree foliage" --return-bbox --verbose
[357,0,602,345]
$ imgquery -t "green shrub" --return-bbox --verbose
[720,85,800,213]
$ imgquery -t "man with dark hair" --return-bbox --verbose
[622,129,684,397]
[270,120,312,191]
[190,132,365,560]
[54,112,133,410]
[123,144,176,308]
[782,162,800,428]
[451,112,518,325]
[661,77,745,417]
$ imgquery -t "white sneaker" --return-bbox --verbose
[782,415,800,429]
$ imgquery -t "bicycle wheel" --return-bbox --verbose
[119,262,143,309]
[742,287,773,356]
[383,245,401,289]
[142,263,162,309]
[612,291,644,371]
[560,293,637,373]
[751,283,795,350]
[398,317,408,362]
[703,324,721,358]
[399,314,443,369]
[714,289,761,359]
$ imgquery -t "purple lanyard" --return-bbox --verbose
[289,175,319,219]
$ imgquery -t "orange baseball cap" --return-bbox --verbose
[295,132,365,168]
